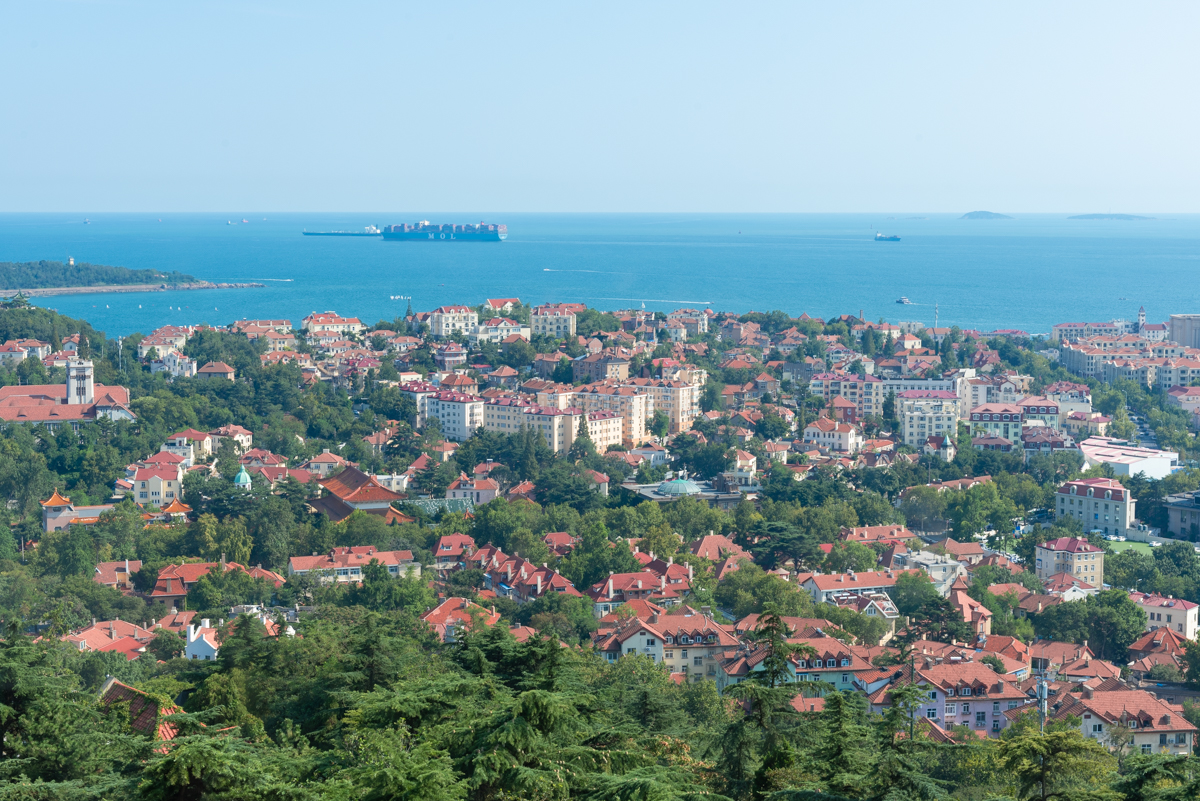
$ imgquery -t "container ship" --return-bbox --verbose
[382,221,507,242]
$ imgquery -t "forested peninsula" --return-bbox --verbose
[0,259,196,290]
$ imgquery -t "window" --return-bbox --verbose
[841,673,850,683]
[962,703,971,714]
[1160,734,1168,745]
[681,650,688,659]
[664,650,674,659]
[1093,724,1103,733]
[1141,744,1152,754]
[993,702,1000,713]
[694,656,703,666]
[645,638,656,646]
[945,703,956,716]
[976,711,986,726]
[927,708,937,719]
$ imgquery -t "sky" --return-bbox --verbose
[2,1,1198,213]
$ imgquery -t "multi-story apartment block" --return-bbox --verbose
[425,391,484,441]
[483,397,582,453]
[968,403,1024,442]
[623,378,701,434]
[302,311,364,336]
[532,303,583,338]
[1016,396,1061,430]
[1168,314,1200,349]
[573,353,630,383]
[1034,536,1104,583]
[1129,591,1199,641]
[571,384,652,447]
[1055,478,1135,538]
[399,381,440,427]
[898,391,961,448]
[428,306,478,339]
[810,372,883,416]
[586,410,623,452]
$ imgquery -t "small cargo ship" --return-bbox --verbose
[302,226,382,237]
[875,233,901,241]
[382,221,506,242]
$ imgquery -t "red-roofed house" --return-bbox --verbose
[309,465,412,525]
[446,475,500,505]
[150,561,286,607]
[1049,689,1195,754]
[94,559,141,591]
[421,597,501,642]
[288,546,418,582]
[434,533,477,573]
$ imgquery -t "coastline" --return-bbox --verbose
[0,281,264,298]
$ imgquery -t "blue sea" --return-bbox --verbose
[1,213,1198,338]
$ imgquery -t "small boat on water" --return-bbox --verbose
[896,297,913,305]
[242,219,249,223]
[876,233,900,241]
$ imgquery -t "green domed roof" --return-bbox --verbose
[234,465,252,487]
[658,478,701,496]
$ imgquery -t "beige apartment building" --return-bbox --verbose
[532,304,580,338]
[571,384,652,446]
[483,398,582,453]
[898,391,961,448]
[586,410,624,452]
[1034,535,1105,584]
[428,306,479,339]
[624,378,701,434]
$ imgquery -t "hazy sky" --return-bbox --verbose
[3,1,1198,212]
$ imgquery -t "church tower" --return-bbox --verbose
[1138,306,1146,332]
[66,359,94,405]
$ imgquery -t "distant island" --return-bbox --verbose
[1067,213,1154,221]
[0,260,196,290]
[0,260,263,298]
[960,211,1013,220]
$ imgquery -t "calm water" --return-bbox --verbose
[1,213,1198,337]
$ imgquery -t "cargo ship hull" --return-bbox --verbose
[382,230,506,242]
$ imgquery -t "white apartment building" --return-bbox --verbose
[302,311,364,336]
[428,306,479,339]
[898,391,961,448]
[1129,592,1200,641]
[803,417,864,454]
[1055,478,1136,538]
[470,317,530,346]
[425,391,484,441]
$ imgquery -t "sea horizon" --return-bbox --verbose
[3,211,1199,338]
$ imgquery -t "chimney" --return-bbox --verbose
[607,579,614,599]
[535,574,543,595]
[688,563,694,581]
[667,556,673,566]
[649,613,659,624]
[460,598,468,609]
[1083,687,1094,699]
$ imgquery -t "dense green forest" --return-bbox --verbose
[0,260,196,290]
